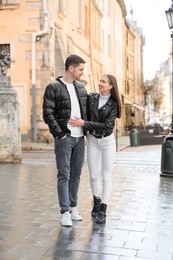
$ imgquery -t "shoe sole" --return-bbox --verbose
[71,217,82,221]
[91,213,98,218]
[96,220,106,224]
[60,222,72,227]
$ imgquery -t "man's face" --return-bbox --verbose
[71,63,85,80]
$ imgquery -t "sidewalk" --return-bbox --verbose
[1,138,173,259]
[22,135,130,152]
[0,136,173,260]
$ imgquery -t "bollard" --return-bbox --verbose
[130,128,140,146]
[160,113,173,176]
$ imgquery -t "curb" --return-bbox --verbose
[22,145,54,152]
[22,145,130,152]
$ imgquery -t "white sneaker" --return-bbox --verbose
[70,206,82,221]
[60,211,72,227]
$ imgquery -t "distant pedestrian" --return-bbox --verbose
[69,74,121,224]
[42,54,87,227]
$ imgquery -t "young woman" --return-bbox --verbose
[69,74,121,224]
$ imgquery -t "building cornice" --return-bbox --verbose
[117,0,127,17]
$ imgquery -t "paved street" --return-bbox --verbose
[1,143,173,260]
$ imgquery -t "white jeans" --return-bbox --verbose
[87,133,116,204]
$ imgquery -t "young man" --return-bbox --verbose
[42,54,87,227]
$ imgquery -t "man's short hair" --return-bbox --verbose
[65,54,85,71]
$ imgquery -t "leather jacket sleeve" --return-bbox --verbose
[84,103,118,131]
[83,94,118,132]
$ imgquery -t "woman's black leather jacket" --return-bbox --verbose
[83,93,118,138]
[42,76,87,139]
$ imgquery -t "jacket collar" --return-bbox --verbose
[94,93,114,106]
[56,76,76,85]
[91,93,114,116]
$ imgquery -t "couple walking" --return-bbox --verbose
[42,54,121,227]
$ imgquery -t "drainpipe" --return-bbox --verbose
[31,0,49,142]
[89,0,95,92]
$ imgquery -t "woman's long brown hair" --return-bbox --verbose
[104,74,122,118]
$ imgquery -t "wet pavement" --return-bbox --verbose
[1,139,173,260]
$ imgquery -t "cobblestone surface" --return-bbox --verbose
[0,144,173,260]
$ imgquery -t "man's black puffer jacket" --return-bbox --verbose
[43,76,87,139]
[83,93,119,137]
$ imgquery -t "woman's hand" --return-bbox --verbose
[69,117,85,127]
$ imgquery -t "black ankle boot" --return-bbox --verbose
[91,196,101,218]
[96,203,107,224]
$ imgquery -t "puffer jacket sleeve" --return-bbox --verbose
[42,82,63,138]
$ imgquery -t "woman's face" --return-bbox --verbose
[98,75,112,96]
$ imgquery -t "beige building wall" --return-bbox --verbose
[95,0,127,134]
[0,0,104,142]
[0,1,38,135]
[0,0,144,142]
[124,18,145,130]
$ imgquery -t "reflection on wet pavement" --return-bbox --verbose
[0,148,173,259]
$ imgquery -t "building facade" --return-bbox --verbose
[123,17,145,131]
[0,0,144,142]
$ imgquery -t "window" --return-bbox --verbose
[0,44,10,56]
[126,32,128,45]
[107,34,111,56]
[102,30,105,53]
[84,5,89,39]
[58,0,66,17]
[0,0,19,4]
[0,44,11,75]
[125,80,129,95]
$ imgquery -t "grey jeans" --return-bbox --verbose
[55,136,85,213]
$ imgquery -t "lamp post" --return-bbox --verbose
[160,1,173,176]
[165,1,173,133]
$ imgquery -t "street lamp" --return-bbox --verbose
[165,1,173,123]
[165,1,173,30]
[160,1,173,178]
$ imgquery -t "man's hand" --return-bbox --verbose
[60,134,67,140]
[69,117,85,127]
